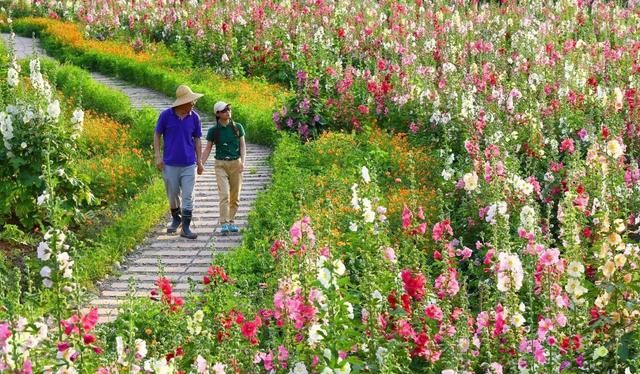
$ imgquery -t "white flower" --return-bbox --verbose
[318,267,331,288]
[606,139,623,159]
[37,241,51,260]
[334,362,351,374]
[135,339,147,358]
[519,205,536,230]
[496,252,524,291]
[344,301,354,319]
[43,278,53,288]
[350,184,360,209]
[291,362,309,374]
[308,323,325,345]
[7,67,19,88]
[441,168,454,180]
[116,336,125,363]
[196,355,207,374]
[363,209,376,223]
[361,166,371,183]
[212,362,226,374]
[47,100,61,120]
[463,171,478,191]
[332,259,346,276]
[349,222,358,232]
[511,312,525,327]
[40,266,52,278]
[20,142,27,149]
[567,261,585,278]
[376,346,388,365]
[22,110,34,124]
[71,109,84,126]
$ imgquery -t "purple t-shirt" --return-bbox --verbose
[155,108,202,166]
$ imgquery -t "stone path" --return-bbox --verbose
[2,33,273,323]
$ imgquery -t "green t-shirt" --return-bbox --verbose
[206,121,245,160]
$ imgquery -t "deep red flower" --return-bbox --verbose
[401,269,426,301]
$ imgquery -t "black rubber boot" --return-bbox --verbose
[167,208,181,233]
[180,209,198,239]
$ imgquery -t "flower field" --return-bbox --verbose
[2,1,640,373]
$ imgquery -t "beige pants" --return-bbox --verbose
[215,159,243,223]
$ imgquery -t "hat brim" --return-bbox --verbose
[171,93,204,108]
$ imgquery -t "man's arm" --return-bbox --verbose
[153,132,163,171]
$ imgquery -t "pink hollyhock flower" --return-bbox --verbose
[82,308,99,332]
[432,220,453,241]
[61,315,80,335]
[395,319,415,340]
[289,217,315,246]
[0,323,11,345]
[425,304,443,321]
[533,340,546,364]
[559,138,575,153]
[278,345,289,367]
[537,318,553,340]
[539,248,560,267]
[383,247,397,263]
[402,206,411,229]
[577,128,588,141]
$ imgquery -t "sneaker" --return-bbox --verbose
[220,224,230,234]
[228,223,239,232]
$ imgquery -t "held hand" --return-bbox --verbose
[156,159,164,171]
[197,163,204,175]
[240,162,245,173]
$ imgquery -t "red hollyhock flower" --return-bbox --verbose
[401,269,426,301]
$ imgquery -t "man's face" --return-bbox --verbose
[176,100,196,112]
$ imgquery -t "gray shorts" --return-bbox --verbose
[162,164,196,211]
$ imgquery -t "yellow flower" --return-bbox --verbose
[593,346,608,360]
[602,260,616,279]
[614,254,627,268]
[607,232,622,246]
[606,139,623,159]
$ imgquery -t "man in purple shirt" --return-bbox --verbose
[153,85,204,239]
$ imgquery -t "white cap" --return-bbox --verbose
[213,101,230,113]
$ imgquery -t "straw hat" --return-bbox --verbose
[171,85,204,107]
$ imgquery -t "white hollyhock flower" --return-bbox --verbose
[463,172,478,191]
[47,100,61,121]
[40,266,52,278]
[361,166,371,183]
[318,267,331,289]
[7,67,19,88]
[37,241,51,261]
[291,362,308,374]
[606,139,623,159]
[307,324,325,345]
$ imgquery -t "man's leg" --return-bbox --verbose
[163,166,182,233]
[179,165,198,239]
